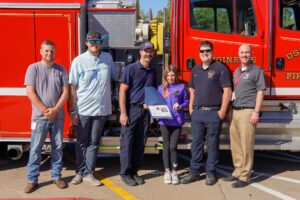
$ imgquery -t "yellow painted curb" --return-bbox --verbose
[100,176,138,200]
[65,152,138,200]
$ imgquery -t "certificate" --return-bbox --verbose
[148,105,173,119]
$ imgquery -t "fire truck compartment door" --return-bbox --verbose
[271,0,300,96]
[0,10,35,133]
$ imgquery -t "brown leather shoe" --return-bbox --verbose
[53,178,67,189]
[24,182,38,193]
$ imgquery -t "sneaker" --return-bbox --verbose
[180,174,200,184]
[232,180,248,188]
[132,174,145,185]
[206,174,217,185]
[53,178,67,189]
[164,171,172,184]
[171,171,179,185]
[24,182,38,193]
[71,175,82,185]
[121,175,137,186]
[222,175,238,182]
[83,174,103,186]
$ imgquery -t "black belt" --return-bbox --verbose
[193,105,220,111]
[130,103,144,108]
[232,107,254,110]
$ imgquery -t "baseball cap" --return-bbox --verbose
[140,41,154,50]
[86,31,101,40]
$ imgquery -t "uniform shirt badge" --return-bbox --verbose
[208,71,215,79]
[243,73,250,79]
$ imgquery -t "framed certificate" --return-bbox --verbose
[148,105,173,119]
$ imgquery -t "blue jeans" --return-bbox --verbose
[27,119,64,183]
[75,115,107,176]
[189,110,222,176]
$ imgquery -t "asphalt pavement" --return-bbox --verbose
[0,145,300,200]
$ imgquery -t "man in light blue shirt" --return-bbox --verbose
[69,31,117,186]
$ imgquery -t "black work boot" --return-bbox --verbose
[232,180,249,188]
[180,174,200,184]
[121,175,137,186]
[205,174,217,185]
[132,174,145,185]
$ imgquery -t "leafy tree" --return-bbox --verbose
[192,7,231,33]
[136,0,140,21]
[217,8,231,33]
[155,0,171,31]
[140,9,148,21]
[282,7,296,30]
[149,8,153,20]
[156,10,164,23]
[192,8,214,31]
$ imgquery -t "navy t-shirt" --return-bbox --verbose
[189,61,231,107]
[121,61,156,105]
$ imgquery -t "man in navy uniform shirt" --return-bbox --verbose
[181,40,232,185]
[119,41,156,186]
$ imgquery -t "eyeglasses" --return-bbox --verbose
[200,49,212,54]
[88,40,102,45]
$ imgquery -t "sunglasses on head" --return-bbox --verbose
[200,49,212,53]
[88,40,102,45]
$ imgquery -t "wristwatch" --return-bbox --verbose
[69,110,78,115]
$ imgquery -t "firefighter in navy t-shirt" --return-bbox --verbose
[180,40,232,185]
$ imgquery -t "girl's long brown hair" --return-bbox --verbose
[162,65,179,95]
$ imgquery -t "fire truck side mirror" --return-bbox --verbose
[187,58,195,70]
[276,58,285,70]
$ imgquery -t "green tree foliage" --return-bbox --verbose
[217,8,231,33]
[192,8,214,30]
[156,10,163,23]
[149,8,153,20]
[282,7,296,30]
[155,0,171,31]
[140,9,149,21]
[136,0,140,21]
[192,7,231,33]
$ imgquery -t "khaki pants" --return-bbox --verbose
[229,109,256,181]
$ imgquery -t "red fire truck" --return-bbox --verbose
[0,0,164,159]
[0,0,299,159]
[170,0,300,151]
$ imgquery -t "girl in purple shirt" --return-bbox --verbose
[157,66,188,184]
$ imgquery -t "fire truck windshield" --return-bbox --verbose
[190,0,257,36]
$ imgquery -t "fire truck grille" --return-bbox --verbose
[88,10,136,48]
